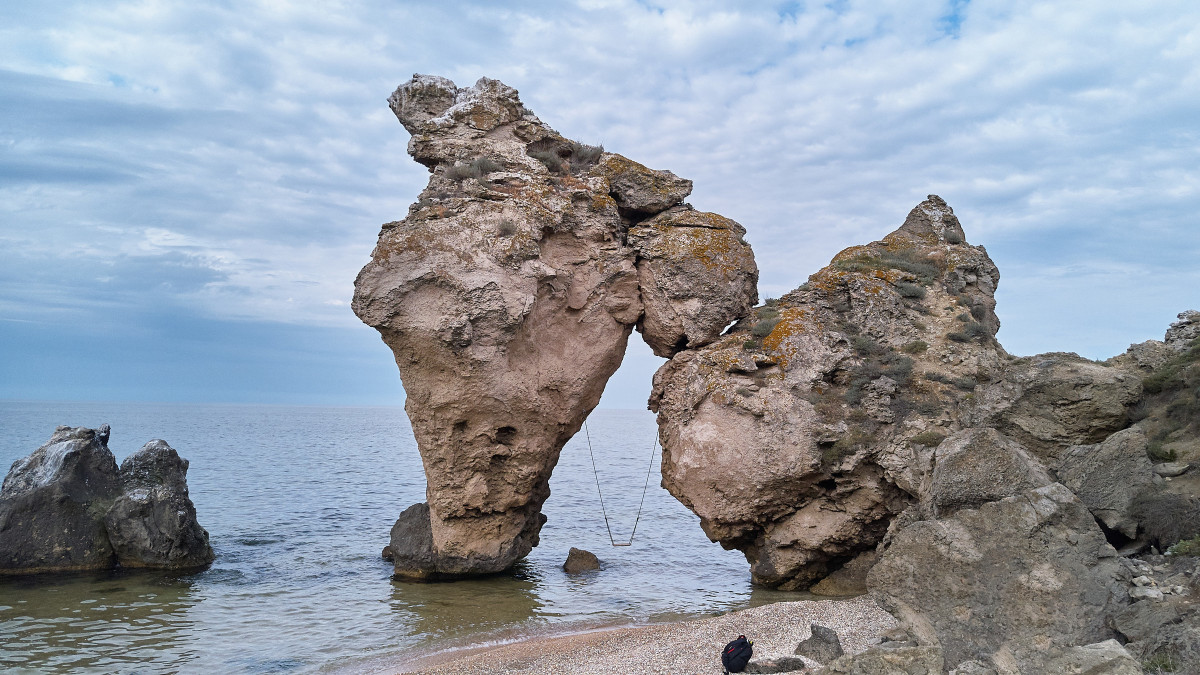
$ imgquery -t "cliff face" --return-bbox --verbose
[651,196,1009,588]
[353,75,756,578]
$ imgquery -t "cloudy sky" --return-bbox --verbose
[1,0,1197,407]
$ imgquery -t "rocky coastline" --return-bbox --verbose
[353,74,1199,673]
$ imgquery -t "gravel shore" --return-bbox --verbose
[393,595,896,674]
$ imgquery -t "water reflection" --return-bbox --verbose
[387,562,545,646]
[0,569,201,672]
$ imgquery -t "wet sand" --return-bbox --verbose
[391,595,896,674]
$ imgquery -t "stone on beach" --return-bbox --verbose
[795,623,844,664]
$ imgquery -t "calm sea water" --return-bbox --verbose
[0,402,797,673]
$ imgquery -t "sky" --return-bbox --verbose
[1,0,1197,407]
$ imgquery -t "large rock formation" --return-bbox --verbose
[651,195,1006,588]
[353,75,757,578]
[0,426,213,574]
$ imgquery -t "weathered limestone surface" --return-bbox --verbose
[651,196,1007,588]
[1058,427,1158,539]
[0,426,212,574]
[353,74,756,578]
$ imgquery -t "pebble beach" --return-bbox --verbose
[390,595,896,674]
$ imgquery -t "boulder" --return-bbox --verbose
[0,426,212,574]
[1058,427,1157,539]
[0,425,119,573]
[562,547,600,574]
[815,645,943,674]
[354,74,756,578]
[628,205,758,356]
[794,623,843,664]
[1039,640,1142,675]
[103,440,214,569]
[651,195,1008,588]
[868,483,1127,673]
[927,427,1053,517]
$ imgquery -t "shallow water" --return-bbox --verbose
[0,402,797,673]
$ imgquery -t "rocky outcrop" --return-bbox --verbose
[816,645,944,674]
[0,426,212,574]
[353,75,756,578]
[1165,310,1200,351]
[651,195,1006,588]
[868,484,1127,674]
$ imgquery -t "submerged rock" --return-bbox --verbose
[353,74,756,578]
[0,426,212,574]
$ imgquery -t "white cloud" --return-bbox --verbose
[1,0,1198,403]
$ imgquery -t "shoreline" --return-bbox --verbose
[364,594,896,674]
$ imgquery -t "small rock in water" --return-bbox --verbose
[794,623,843,664]
[381,545,394,562]
[563,547,600,574]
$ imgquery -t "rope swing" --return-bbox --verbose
[582,419,659,547]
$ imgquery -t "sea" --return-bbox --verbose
[0,401,801,674]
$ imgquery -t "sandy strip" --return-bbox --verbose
[391,595,896,674]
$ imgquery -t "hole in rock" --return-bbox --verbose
[817,479,837,492]
[495,426,517,445]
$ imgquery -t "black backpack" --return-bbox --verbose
[721,635,753,673]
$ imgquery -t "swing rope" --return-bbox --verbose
[583,419,659,547]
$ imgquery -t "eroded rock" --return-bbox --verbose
[354,74,756,578]
[795,623,844,664]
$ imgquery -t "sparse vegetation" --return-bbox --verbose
[952,376,978,391]
[944,230,964,245]
[895,281,926,299]
[736,387,754,397]
[834,247,941,285]
[970,304,987,321]
[498,219,517,237]
[743,339,758,351]
[910,430,947,447]
[1168,535,1200,557]
[751,318,780,338]
[901,340,929,354]
[526,139,604,175]
[446,157,503,181]
[1130,490,1200,550]
[947,321,990,344]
